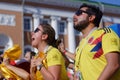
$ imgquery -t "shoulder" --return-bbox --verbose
[93,27,117,38]
[97,27,119,40]
[46,46,63,65]
[47,46,61,56]
[48,46,60,53]
[97,27,112,33]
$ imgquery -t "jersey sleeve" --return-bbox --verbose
[47,48,62,66]
[102,30,120,55]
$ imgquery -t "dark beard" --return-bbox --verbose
[74,20,89,32]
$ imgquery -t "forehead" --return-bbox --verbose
[38,25,44,31]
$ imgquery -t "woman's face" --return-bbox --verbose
[58,42,65,51]
[31,25,44,48]
[24,51,31,62]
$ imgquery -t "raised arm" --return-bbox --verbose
[3,58,30,80]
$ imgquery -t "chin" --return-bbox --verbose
[31,43,36,47]
[32,45,36,48]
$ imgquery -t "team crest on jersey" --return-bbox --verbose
[90,33,105,59]
[88,37,94,44]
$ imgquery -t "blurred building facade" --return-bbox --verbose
[0,0,120,54]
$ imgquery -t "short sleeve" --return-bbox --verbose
[102,30,120,54]
[47,48,62,66]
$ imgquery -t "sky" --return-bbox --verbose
[90,0,120,6]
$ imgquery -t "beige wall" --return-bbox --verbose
[0,9,23,48]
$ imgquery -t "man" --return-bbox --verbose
[73,3,120,80]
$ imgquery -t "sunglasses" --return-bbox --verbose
[34,28,40,33]
[75,10,90,16]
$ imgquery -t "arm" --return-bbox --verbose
[98,52,120,80]
[3,58,30,80]
[98,28,120,80]
[35,58,61,80]
[40,65,61,80]
[30,67,36,80]
[64,51,75,60]
[30,58,37,80]
[58,41,75,60]
[6,64,30,80]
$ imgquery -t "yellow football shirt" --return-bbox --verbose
[36,46,68,80]
[75,28,120,80]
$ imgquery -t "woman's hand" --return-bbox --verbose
[35,57,42,66]
[31,57,36,68]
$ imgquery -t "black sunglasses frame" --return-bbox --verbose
[75,10,91,16]
[34,28,40,33]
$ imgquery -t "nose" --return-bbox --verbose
[73,14,78,18]
[73,15,77,21]
[73,15,77,20]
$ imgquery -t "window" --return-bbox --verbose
[40,19,50,24]
[24,17,32,31]
[58,21,66,34]
[0,14,15,26]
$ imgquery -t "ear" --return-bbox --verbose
[42,34,48,40]
[89,15,95,22]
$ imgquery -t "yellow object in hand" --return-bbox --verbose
[0,44,22,80]
[3,44,22,60]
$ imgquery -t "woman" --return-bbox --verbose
[30,23,68,80]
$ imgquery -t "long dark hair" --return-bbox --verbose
[40,23,56,47]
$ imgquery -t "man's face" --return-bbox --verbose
[73,7,90,32]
